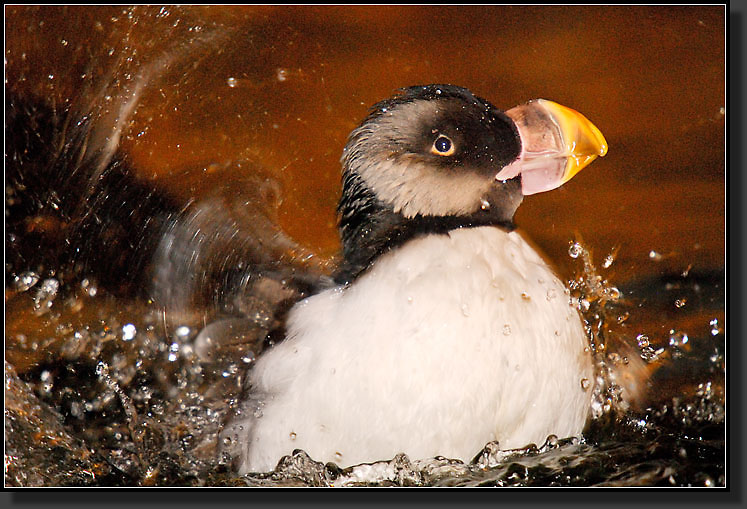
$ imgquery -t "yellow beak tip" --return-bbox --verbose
[539,98,608,160]
[589,124,609,157]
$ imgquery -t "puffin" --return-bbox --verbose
[222,84,609,474]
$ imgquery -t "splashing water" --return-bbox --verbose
[565,241,633,418]
[4,236,725,486]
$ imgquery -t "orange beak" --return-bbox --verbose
[496,99,608,195]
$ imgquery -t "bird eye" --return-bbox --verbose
[431,135,455,156]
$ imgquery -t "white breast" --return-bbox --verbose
[229,226,593,474]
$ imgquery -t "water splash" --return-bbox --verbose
[12,271,40,292]
[565,241,648,418]
[32,278,60,315]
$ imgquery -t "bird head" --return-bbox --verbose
[336,84,607,281]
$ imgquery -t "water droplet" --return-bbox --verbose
[12,271,39,292]
[40,278,59,293]
[276,68,288,81]
[81,278,98,297]
[674,298,687,308]
[33,278,60,313]
[39,370,54,394]
[607,352,621,365]
[181,343,195,358]
[648,250,663,261]
[546,288,557,301]
[226,76,238,87]
[696,381,713,397]
[568,242,583,259]
[636,334,650,348]
[668,330,689,347]
[289,432,297,441]
[121,323,136,341]
[461,303,470,317]
[521,292,531,301]
[602,252,616,268]
[604,287,621,300]
[407,296,413,304]
[709,318,721,336]
[579,298,590,311]
[175,325,191,339]
[580,378,591,391]
[95,361,107,376]
[502,324,511,336]
[480,198,491,210]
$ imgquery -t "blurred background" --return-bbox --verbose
[5,5,725,279]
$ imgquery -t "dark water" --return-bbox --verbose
[4,6,726,488]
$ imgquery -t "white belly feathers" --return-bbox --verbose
[230,226,593,473]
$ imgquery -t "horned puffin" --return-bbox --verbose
[223,84,608,474]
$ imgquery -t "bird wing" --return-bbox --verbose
[152,168,334,360]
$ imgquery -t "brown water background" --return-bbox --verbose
[5,5,725,278]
